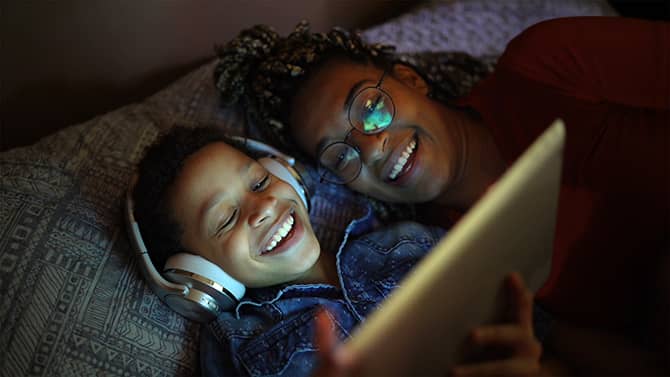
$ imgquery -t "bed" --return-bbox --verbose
[0,1,618,376]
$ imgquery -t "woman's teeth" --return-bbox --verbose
[388,139,417,180]
[265,214,295,252]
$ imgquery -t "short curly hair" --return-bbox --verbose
[132,126,253,270]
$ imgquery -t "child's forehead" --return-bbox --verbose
[199,141,251,162]
[180,142,256,182]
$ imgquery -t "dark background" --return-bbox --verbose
[0,0,416,151]
[609,0,670,20]
[1,0,668,152]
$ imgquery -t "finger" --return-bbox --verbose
[313,309,339,376]
[470,325,542,358]
[452,358,540,377]
[333,344,361,376]
[506,272,533,327]
[472,324,529,345]
[313,309,360,377]
[315,309,337,354]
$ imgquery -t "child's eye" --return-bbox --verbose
[253,174,270,192]
[216,208,238,237]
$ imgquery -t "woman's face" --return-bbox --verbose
[289,59,464,204]
[167,142,320,288]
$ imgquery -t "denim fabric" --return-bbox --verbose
[200,205,554,377]
[200,203,446,377]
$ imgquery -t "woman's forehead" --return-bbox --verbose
[308,59,380,87]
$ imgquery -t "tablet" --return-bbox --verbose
[344,119,565,376]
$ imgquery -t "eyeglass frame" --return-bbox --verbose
[317,67,396,184]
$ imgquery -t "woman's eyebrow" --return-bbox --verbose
[343,79,369,112]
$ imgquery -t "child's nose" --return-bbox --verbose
[247,196,278,227]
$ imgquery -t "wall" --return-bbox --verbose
[0,0,417,151]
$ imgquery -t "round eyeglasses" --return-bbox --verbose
[317,70,395,184]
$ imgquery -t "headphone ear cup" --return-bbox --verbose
[259,156,310,211]
[162,253,246,317]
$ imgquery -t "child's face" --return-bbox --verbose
[167,142,320,288]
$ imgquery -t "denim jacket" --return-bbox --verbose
[200,202,447,377]
[200,205,554,377]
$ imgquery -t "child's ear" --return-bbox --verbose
[392,63,429,96]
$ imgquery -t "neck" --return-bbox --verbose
[435,110,505,211]
[295,250,339,286]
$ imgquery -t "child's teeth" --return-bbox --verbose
[265,214,295,252]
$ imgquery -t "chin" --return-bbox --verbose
[299,239,321,267]
[372,185,429,204]
[410,171,447,202]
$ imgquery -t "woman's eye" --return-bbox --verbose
[253,174,270,192]
[216,209,237,237]
[335,151,351,171]
[364,95,384,114]
[362,96,391,132]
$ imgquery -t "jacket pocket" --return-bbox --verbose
[237,308,344,377]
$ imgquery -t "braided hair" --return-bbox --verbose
[214,21,395,151]
[214,21,495,148]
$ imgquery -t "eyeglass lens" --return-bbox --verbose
[318,142,361,184]
[319,85,395,184]
[349,87,394,134]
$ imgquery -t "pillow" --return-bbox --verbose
[0,1,618,376]
[363,0,617,56]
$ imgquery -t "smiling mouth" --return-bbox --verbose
[386,134,419,182]
[260,211,296,255]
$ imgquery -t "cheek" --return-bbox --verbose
[214,232,253,277]
[296,230,321,272]
[347,176,398,202]
[346,170,376,193]
[347,177,373,194]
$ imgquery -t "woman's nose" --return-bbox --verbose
[247,195,278,227]
[349,130,388,165]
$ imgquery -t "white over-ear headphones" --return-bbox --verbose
[124,136,311,322]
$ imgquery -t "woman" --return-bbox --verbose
[215,17,669,374]
[132,126,548,376]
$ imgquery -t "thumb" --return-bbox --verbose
[313,309,360,376]
[315,309,338,354]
